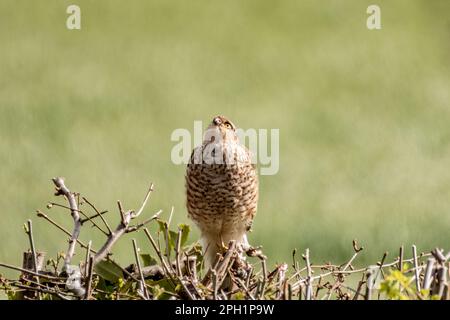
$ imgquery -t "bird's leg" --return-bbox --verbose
[241,235,267,260]
[241,234,251,251]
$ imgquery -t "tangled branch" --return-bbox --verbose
[0,178,449,300]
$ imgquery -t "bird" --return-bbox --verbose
[185,115,258,269]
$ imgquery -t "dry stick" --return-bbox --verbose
[188,255,198,283]
[126,210,163,233]
[143,229,176,283]
[79,210,109,225]
[276,264,288,299]
[436,266,448,298]
[162,222,172,267]
[376,252,388,299]
[376,252,388,279]
[201,242,236,288]
[202,256,222,286]
[423,258,436,291]
[352,278,365,300]
[84,256,94,300]
[305,248,313,300]
[288,253,432,290]
[37,208,140,284]
[183,253,194,279]
[235,277,256,300]
[431,248,447,263]
[259,258,268,300]
[94,221,129,265]
[325,250,362,300]
[50,201,108,236]
[132,239,149,300]
[216,243,236,278]
[246,265,253,289]
[0,263,62,280]
[264,266,280,290]
[215,242,238,289]
[131,183,154,219]
[117,200,127,225]
[12,278,63,292]
[342,252,359,272]
[79,212,108,236]
[445,252,450,261]
[48,203,83,213]
[36,211,97,254]
[84,241,92,277]
[52,177,81,269]
[220,289,228,300]
[365,267,375,300]
[289,253,414,286]
[81,197,112,234]
[177,276,196,300]
[211,270,218,300]
[298,283,305,300]
[175,228,183,278]
[287,283,293,300]
[25,220,41,300]
[7,280,76,300]
[93,206,161,265]
[186,277,203,300]
[412,245,421,292]
[167,206,174,228]
[11,282,74,299]
[399,246,404,271]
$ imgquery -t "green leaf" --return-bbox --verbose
[178,224,190,247]
[157,220,167,233]
[168,224,191,249]
[232,291,246,300]
[146,278,176,300]
[146,278,174,292]
[94,260,124,283]
[169,230,177,248]
[140,253,158,267]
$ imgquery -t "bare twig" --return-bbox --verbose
[52,177,81,269]
[412,245,421,291]
[81,197,112,234]
[25,220,41,299]
[0,263,61,280]
[304,248,312,300]
[259,258,267,300]
[143,228,175,281]
[84,256,94,300]
[423,258,435,291]
[93,188,160,265]
[399,246,404,271]
[36,210,97,255]
[235,277,256,300]
[131,183,154,219]
[132,239,149,300]
[162,221,172,266]
[211,270,218,300]
[93,223,128,265]
[175,228,183,278]
[84,241,92,277]
[126,210,163,233]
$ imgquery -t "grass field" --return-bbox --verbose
[1,1,449,279]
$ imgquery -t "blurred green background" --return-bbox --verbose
[1,0,449,279]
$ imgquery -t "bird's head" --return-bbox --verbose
[204,115,238,143]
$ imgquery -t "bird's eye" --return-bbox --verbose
[224,122,232,129]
